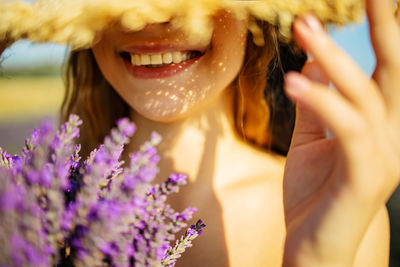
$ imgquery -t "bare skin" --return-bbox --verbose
[1,0,396,265]
[127,87,287,266]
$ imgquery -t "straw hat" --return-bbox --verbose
[0,0,366,49]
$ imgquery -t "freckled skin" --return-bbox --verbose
[92,11,248,122]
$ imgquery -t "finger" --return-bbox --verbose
[290,105,326,148]
[367,0,398,27]
[290,61,331,146]
[284,72,364,147]
[372,65,400,123]
[367,0,400,68]
[302,60,330,85]
[368,0,400,117]
[292,15,384,122]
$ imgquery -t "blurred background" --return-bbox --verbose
[0,16,399,266]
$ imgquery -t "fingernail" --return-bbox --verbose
[285,72,311,96]
[302,15,324,33]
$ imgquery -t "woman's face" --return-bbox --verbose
[92,11,248,122]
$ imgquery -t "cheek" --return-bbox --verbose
[93,39,140,112]
[92,43,115,79]
[92,41,123,94]
[197,16,248,92]
[176,17,247,111]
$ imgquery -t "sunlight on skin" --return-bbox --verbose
[92,10,247,123]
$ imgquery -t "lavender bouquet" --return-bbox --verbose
[0,115,205,267]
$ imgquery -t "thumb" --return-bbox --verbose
[287,60,330,147]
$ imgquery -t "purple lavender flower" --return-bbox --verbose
[162,220,206,266]
[11,233,50,267]
[0,115,204,267]
[71,144,81,170]
[0,148,12,168]
[21,120,54,162]
[0,167,52,267]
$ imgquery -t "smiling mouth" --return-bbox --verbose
[120,50,204,68]
[119,49,206,79]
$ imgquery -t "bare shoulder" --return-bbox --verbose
[215,142,287,266]
[354,206,390,267]
[215,139,286,220]
[215,140,286,191]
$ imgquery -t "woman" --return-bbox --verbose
[2,0,400,266]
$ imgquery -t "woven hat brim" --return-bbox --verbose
[0,0,365,49]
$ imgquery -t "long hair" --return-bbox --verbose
[233,21,306,154]
[61,21,306,158]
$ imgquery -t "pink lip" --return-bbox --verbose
[121,44,208,54]
[124,57,200,79]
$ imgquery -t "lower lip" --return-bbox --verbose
[124,56,201,79]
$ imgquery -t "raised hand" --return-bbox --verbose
[282,0,400,265]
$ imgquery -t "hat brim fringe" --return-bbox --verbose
[0,0,365,49]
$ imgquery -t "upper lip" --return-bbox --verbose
[120,43,209,54]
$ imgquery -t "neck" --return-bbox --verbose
[127,86,240,185]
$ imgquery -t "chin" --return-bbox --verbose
[129,98,196,123]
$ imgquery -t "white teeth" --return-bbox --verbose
[172,52,182,64]
[162,53,173,64]
[130,51,196,67]
[140,54,151,65]
[150,54,163,65]
[134,54,141,66]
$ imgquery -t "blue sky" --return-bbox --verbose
[329,17,375,76]
[2,41,69,69]
[1,17,376,76]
